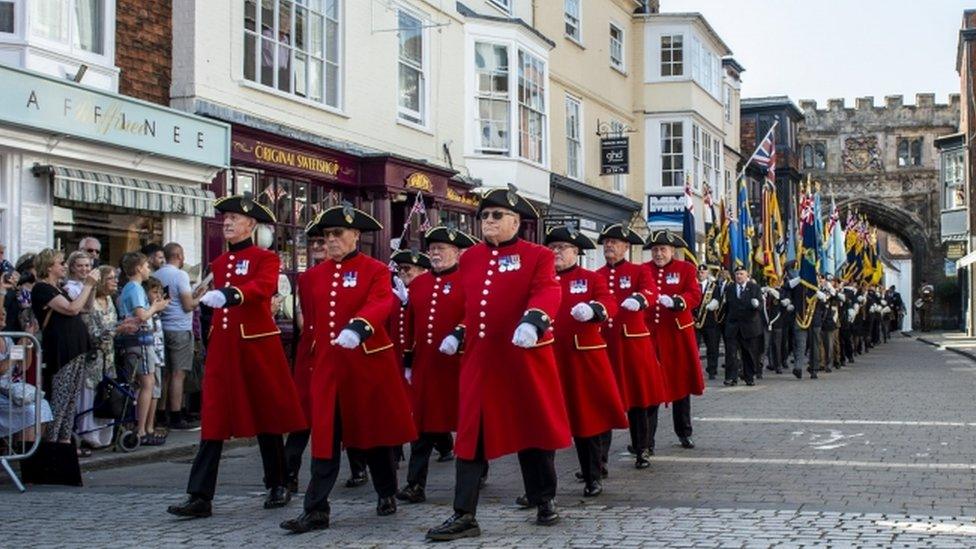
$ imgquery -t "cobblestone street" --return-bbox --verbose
[4,335,976,547]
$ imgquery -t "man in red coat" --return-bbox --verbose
[644,229,705,450]
[281,204,417,534]
[546,225,627,498]
[426,186,571,541]
[395,226,477,504]
[389,249,430,369]
[167,193,307,519]
[596,224,670,469]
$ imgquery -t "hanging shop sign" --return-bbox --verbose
[600,137,629,175]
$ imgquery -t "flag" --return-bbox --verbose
[798,191,820,293]
[681,179,698,264]
[823,197,839,276]
[751,122,777,174]
[760,182,785,286]
[732,177,752,270]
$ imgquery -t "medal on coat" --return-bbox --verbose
[499,254,522,273]
[666,272,680,285]
[619,276,632,289]
[235,260,250,275]
[570,279,588,294]
[342,271,358,288]
[442,282,452,294]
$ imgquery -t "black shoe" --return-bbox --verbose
[755,371,763,379]
[745,380,755,386]
[280,510,330,533]
[515,494,535,509]
[601,465,609,479]
[166,496,212,518]
[583,481,603,497]
[626,444,636,456]
[775,368,783,374]
[792,368,802,379]
[436,451,455,462]
[264,486,292,509]
[810,372,818,379]
[286,476,299,495]
[723,379,737,386]
[574,471,585,483]
[426,512,481,541]
[478,475,488,489]
[824,367,832,373]
[679,437,695,449]
[708,373,716,380]
[635,449,651,469]
[536,500,560,526]
[345,471,368,488]
[395,484,426,503]
[376,496,397,516]
[168,418,193,430]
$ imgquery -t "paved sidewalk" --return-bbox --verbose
[914,331,976,361]
[77,429,255,473]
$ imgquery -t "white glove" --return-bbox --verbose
[200,290,227,308]
[705,299,719,311]
[848,310,856,323]
[511,322,539,348]
[657,295,674,309]
[404,368,412,384]
[439,334,460,355]
[838,293,846,303]
[750,298,760,308]
[882,306,891,314]
[881,299,888,306]
[852,304,860,314]
[857,295,866,303]
[816,291,827,302]
[393,276,409,305]
[766,288,780,300]
[780,298,791,307]
[788,277,801,288]
[332,329,361,349]
[570,303,594,322]
[621,297,641,312]
[787,304,795,312]
[761,286,769,295]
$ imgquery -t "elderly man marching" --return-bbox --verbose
[280,204,417,533]
[167,194,306,519]
[546,225,628,498]
[425,186,571,541]
[644,230,704,450]
[596,224,670,468]
[395,226,477,505]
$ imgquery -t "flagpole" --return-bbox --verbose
[734,120,779,185]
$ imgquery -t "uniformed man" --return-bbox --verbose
[596,224,669,468]
[395,226,476,504]
[390,249,431,370]
[720,266,763,386]
[546,225,628,497]
[695,264,724,381]
[280,204,417,534]
[838,284,858,366]
[644,230,704,450]
[763,282,787,375]
[167,194,307,519]
[426,186,571,541]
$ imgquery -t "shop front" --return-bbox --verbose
[0,64,229,267]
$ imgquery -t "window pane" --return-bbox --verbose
[295,5,307,50]
[295,51,307,97]
[325,62,339,106]
[278,45,292,91]
[279,0,293,45]
[310,13,323,57]
[325,17,339,63]
[245,0,257,31]
[398,63,421,114]
[31,0,68,42]
[0,2,10,33]
[324,0,338,18]
[261,38,275,86]
[244,32,257,81]
[398,11,422,66]
[309,57,323,101]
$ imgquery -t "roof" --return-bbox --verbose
[638,12,732,55]
[456,2,555,48]
[934,132,965,149]
[722,57,745,74]
[741,96,804,120]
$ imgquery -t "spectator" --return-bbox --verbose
[0,244,13,274]
[63,251,93,301]
[118,252,169,447]
[31,249,100,453]
[143,276,167,442]
[141,243,165,272]
[4,253,36,333]
[78,265,139,448]
[155,242,202,430]
[0,307,52,445]
[78,237,102,268]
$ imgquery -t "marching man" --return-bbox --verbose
[167,194,306,519]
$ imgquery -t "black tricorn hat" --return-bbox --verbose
[477,183,539,220]
[391,249,432,270]
[214,192,276,224]
[544,225,595,250]
[424,226,478,249]
[597,223,645,246]
[644,229,688,249]
[305,202,383,236]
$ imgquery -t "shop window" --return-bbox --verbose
[439,209,475,238]
[660,34,682,77]
[517,49,546,164]
[661,121,683,187]
[30,0,107,55]
[474,42,510,155]
[897,137,922,167]
[244,0,341,108]
[397,8,426,126]
[565,95,582,180]
[564,0,580,43]
[609,23,624,71]
[943,148,965,210]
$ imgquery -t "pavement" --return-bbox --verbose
[4,333,976,547]
[914,330,976,361]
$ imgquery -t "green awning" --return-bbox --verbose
[43,165,215,217]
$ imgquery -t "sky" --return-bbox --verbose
[669,0,971,108]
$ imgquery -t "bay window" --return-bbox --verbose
[474,42,510,155]
[518,49,546,164]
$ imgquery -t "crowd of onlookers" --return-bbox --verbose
[0,237,207,473]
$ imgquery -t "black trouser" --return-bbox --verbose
[648,396,693,443]
[347,448,367,477]
[433,432,454,455]
[725,330,760,383]
[699,326,721,376]
[187,434,286,501]
[284,429,311,482]
[840,327,854,363]
[303,410,398,512]
[627,406,652,453]
[453,433,555,515]
[574,434,604,485]
[768,327,784,372]
[406,432,449,488]
[809,326,822,370]
[599,431,612,465]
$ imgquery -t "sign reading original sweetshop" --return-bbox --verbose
[0,64,229,166]
[231,135,358,185]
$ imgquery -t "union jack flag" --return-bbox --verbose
[799,193,814,225]
[751,122,778,184]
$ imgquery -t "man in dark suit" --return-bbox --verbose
[694,264,724,381]
[720,266,763,386]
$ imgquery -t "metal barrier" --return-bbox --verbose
[0,332,43,492]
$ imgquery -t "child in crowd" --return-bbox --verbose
[142,276,167,439]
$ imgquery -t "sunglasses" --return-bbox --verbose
[479,210,514,221]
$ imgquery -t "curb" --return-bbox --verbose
[80,437,257,473]
[913,335,976,363]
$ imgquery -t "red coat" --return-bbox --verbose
[308,252,417,459]
[596,260,671,409]
[292,272,316,422]
[455,239,571,461]
[406,266,464,433]
[389,295,411,367]
[552,266,628,438]
[645,259,705,401]
[202,243,306,440]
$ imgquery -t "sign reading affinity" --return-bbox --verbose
[0,64,230,166]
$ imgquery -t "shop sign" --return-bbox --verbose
[446,187,480,207]
[646,194,683,226]
[544,216,580,232]
[600,137,629,175]
[231,136,357,184]
[0,64,229,166]
[946,241,967,260]
[405,172,433,192]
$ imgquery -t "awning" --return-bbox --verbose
[39,165,215,217]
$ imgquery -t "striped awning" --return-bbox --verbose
[44,166,215,217]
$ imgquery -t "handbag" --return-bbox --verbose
[93,377,127,420]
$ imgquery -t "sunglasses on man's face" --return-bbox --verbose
[479,210,513,221]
